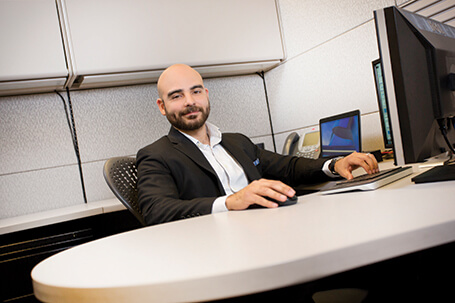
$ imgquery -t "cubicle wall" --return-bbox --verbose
[0,74,272,219]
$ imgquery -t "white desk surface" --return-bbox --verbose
[32,162,455,303]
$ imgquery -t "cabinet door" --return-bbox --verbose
[61,0,284,87]
[0,0,68,95]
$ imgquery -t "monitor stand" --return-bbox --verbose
[412,152,455,184]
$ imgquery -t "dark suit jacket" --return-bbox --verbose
[137,127,330,225]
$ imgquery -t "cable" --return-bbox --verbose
[437,118,455,154]
[436,117,455,165]
[56,89,88,203]
[257,71,277,153]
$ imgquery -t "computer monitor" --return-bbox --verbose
[319,110,361,157]
[374,6,455,166]
[372,59,393,149]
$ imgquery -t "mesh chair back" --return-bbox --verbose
[103,157,146,226]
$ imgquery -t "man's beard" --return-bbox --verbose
[164,103,210,131]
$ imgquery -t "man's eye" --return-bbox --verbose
[193,90,202,94]
[171,94,181,99]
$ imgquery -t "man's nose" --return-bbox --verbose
[184,93,196,105]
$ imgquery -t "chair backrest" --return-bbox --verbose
[103,157,146,226]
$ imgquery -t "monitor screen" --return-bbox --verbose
[374,6,455,165]
[319,110,361,157]
[372,59,393,149]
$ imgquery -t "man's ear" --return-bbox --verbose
[157,98,166,116]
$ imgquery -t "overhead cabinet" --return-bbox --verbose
[0,0,284,95]
[0,0,68,96]
[60,0,284,89]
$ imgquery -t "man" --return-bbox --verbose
[137,64,378,226]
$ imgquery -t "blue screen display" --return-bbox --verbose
[320,115,360,157]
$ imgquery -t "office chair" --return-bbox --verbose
[103,156,146,226]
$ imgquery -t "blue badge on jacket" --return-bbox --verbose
[253,158,260,166]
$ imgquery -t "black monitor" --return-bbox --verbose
[372,59,393,149]
[374,6,455,166]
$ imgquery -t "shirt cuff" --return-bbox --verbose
[322,159,339,178]
[212,196,229,213]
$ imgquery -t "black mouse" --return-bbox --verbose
[267,195,298,207]
[248,195,298,209]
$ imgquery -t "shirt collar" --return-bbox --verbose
[178,122,222,147]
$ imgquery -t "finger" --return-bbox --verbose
[253,179,295,199]
[366,153,379,173]
[262,186,291,202]
[357,154,377,174]
[264,180,296,198]
[344,171,354,180]
[363,153,379,173]
[333,157,354,179]
[254,196,279,208]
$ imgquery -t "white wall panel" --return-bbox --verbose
[0,166,84,219]
[204,75,271,138]
[70,84,163,163]
[361,112,385,152]
[266,21,380,134]
[0,93,77,175]
[279,0,394,59]
[0,0,67,94]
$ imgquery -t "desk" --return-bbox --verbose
[32,163,455,302]
[0,199,125,235]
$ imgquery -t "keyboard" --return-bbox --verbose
[321,166,413,195]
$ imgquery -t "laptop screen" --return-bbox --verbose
[319,110,361,157]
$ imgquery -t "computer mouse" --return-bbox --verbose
[268,195,298,207]
[247,195,298,209]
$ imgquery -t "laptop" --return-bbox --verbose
[320,166,413,195]
[319,110,361,158]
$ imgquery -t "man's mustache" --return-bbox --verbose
[181,106,202,116]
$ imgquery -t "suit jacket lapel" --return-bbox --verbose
[167,127,219,178]
[167,127,260,190]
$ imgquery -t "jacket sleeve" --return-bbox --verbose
[257,147,330,186]
[222,133,330,186]
[136,144,216,226]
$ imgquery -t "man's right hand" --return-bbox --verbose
[225,179,296,210]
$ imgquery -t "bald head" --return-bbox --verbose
[155,64,210,134]
[157,64,204,100]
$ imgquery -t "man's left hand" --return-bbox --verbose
[334,152,379,180]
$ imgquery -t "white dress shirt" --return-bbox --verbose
[180,123,248,213]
